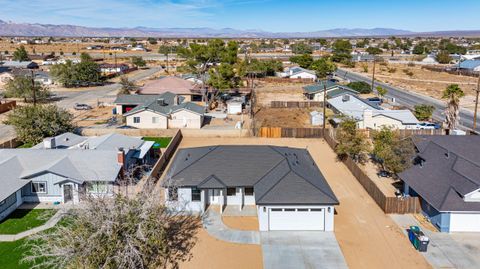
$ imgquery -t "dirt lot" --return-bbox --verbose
[73,106,115,127]
[255,107,311,128]
[222,216,259,231]
[175,137,431,269]
[255,82,308,107]
[342,62,479,110]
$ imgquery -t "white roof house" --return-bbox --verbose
[277,66,317,80]
[328,94,419,130]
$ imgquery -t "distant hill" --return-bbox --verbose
[0,19,478,38]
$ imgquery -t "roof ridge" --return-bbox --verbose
[252,157,290,186]
[255,170,291,203]
[198,174,227,188]
[438,187,457,211]
[424,139,480,171]
[170,146,220,178]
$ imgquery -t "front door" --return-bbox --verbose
[63,185,73,203]
[208,189,221,204]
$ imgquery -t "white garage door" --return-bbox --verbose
[450,213,480,232]
[269,208,325,231]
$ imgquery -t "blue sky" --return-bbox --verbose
[0,0,479,32]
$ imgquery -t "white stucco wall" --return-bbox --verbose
[257,205,335,231]
[360,113,414,130]
[126,110,168,129]
[165,187,204,213]
[449,213,480,232]
[169,110,203,129]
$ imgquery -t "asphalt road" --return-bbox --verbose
[336,68,479,132]
[53,66,162,109]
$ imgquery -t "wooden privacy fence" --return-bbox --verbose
[270,101,323,108]
[325,131,421,214]
[150,130,183,179]
[258,77,315,83]
[259,127,324,138]
[0,101,16,114]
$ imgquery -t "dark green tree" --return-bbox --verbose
[13,45,30,61]
[289,54,313,69]
[331,40,352,63]
[4,76,50,102]
[414,104,435,121]
[310,57,336,79]
[347,81,372,94]
[372,127,415,174]
[335,118,370,163]
[131,56,146,68]
[5,104,75,145]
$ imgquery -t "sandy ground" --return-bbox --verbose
[180,228,263,269]
[255,83,308,107]
[343,63,479,110]
[222,217,259,231]
[255,107,311,128]
[360,161,400,197]
[175,137,431,269]
[73,106,115,127]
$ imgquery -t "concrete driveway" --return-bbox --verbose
[391,214,480,269]
[261,231,348,269]
[203,208,347,269]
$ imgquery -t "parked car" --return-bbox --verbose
[367,97,383,105]
[74,103,92,110]
[417,122,441,129]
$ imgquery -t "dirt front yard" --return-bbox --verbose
[174,137,431,269]
[255,82,308,107]
[342,62,479,110]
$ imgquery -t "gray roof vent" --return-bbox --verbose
[342,95,350,102]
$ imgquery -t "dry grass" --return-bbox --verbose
[343,62,479,110]
[255,107,311,128]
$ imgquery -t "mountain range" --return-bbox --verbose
[0,20,479,38]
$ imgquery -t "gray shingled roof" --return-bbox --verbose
[114,92,182,105]
[399,135,480,212]
[165,145,339,205]
[303,80,339,94]
[124,95,204,117]
[0,149,122,201]
[32,132,87,149]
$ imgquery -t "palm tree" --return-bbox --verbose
[442,84,464,130]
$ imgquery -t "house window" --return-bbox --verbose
[284,208,295,212]
[168,187,178,201]
[152,117,159,124]
[191,187,201,201]
[133,117,140,124]
[244,187,254,196]
[87,182,108,193]
[31,182,47,193]
[227,188,236,196]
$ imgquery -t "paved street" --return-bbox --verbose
[337,68,480,132]
[53,67,162,109]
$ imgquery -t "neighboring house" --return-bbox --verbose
[328,93,419,130]
[138,76,203,102]
[421,55,439,64]
[457,60,480,72]
[114,92,205,129]
[0,150,121,221]
[99,64,130,75]
[303,81,358,102]
[399,135,480,232]
[277,66,317,80]
[32,132,156,169]
[12,69,53,85]
[351,54,375,62]
[1,61,39,69]
[0,132,156,221]
[164,145,339,231]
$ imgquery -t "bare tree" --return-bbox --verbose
[442,84,464,130]
[22,171,200,269]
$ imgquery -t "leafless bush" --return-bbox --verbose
[22,172,200,269]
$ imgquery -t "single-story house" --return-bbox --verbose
[12,69,53,85]
[399,135,480,232]
[277,66,317,80]
[457,60,480,72]
[327,93,419,130]
[163,145,339,231]
[1,61,39,69]
[138,76,203,102]
[0,132,156,221]
[99,64,130,75]
[351,54,375,62]
[303,81,358,102]
[114,92,205,129]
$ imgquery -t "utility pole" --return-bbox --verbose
[30,70,36,106]
[473,72,480,130]
[371,56,376,92]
